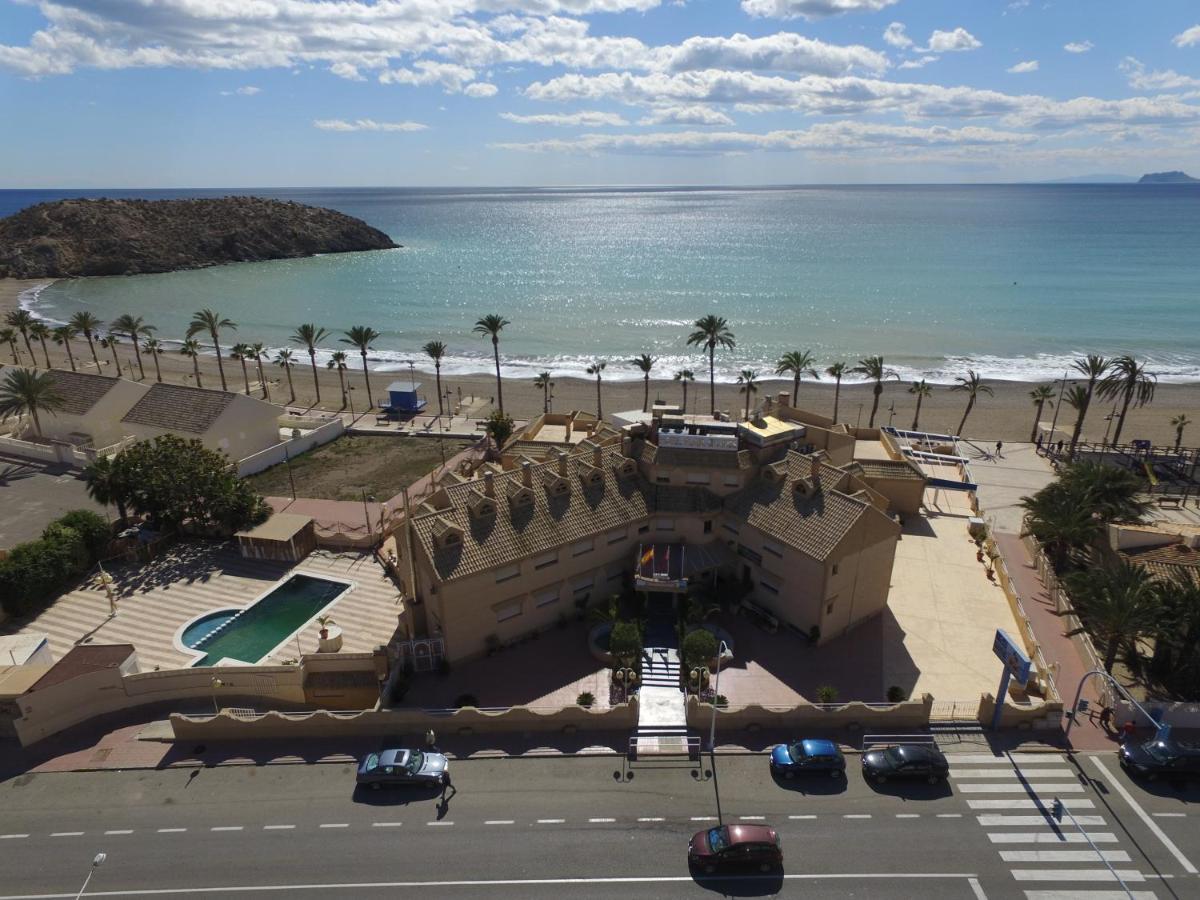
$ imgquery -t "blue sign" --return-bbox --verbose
[993,629,1032,687]
[1156,723,1173,743]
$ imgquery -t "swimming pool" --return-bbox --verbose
[178,573,352,667]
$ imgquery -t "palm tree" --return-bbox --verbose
[179,338,204,387]
[52,324,78,372]
[1068,354,1110,455]
[674,369,695,414]
[1029,385,1054,442]
[110,314,155,380]
[908,380,931,430]
[342,325,381,411]
[0,328,20,365]
[533,370,553,415]
[1097,354,1156,447]
[686,315,736,415]
[187,309,237,391]
[1065,560,1160,673]
[630,353,656,412]
[99,334,122,375]
[250,342,270,400]
[68,311,103,372]
[951,369,994,438]
[83,456,130,522]
[825,361,847,423]
[1019,484,1105,569]
[274,348,297,404]
[473,314,510,413]
[327,350,350,407]
[1059,460,1150,523]
[1170,413,1192,452]
[1063,384,1092,456]
[423,340,448,416]
[737,369,760,420]
[586,358,607,419]
[774,350,818,406]
[5,309,36,362]
[29,321,52,368]
[291,323,329,403]
[0,367,65,437]
[1149,572,1200,695]
[230,343,252,394]
[850,356,898,428]
[142,338,165,382]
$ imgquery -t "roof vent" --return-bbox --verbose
[483,471,495,497]
[521,460,533,487]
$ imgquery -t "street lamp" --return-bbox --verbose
[1065,669,1164,741]
[75,853,106,899]
[708,640,730,753]
[210,677,224,715]
[98,563,116,617]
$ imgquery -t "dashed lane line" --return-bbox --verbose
[156,829,187,834]
[0,835,29,840]
[588,818,616,824]
[372,823,403,828]
[536,819,565,825]
[1091,756,1198,875]
[210,827,243,832]
[484,821,514,826]
[263,825,294,831]
[50,833,83,838]
[103,830,133,835]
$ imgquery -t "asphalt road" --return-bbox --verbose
[0,750,1196,899]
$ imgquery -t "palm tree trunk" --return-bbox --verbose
[192,356,203,387]
[213,336,228,391]
[132,342,145,380]
[1103,635,1120,674]
[259,361,270,401]
[1030,401,1044,442]
[152,353,162,383]
[868,383,881,427]
[682,381,688,414]
[30,408,42,437]
[86,335,100,372]
[38,338,51,369]
[109,343,121,374]
[595,376,603,419]
[492,338,504,413]
[434,362,443,417]
[308,351,321,402]
[708,346,716,415]
[338,369,347,407]
[792,374,799,407]
[286,368,295,403]
[957,398,975,437]
[20,331,34,362]
[64,342,76,372]
[643,375,649,413]
[1110,385,1134,447]
[832,376,841,423]
[912,396,923,430]
[1069,400,1090,456]
[1176,429,1184,452]
[240,359,250,394]
[360,352,374,410]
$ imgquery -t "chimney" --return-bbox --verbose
[521,460,532,487]
[809,454,822,489]
[777,391,790,408]
[592,445,603,468]
[557,449,569,476]
[483,471,495,497]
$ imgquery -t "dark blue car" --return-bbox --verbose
[770,739,845,778]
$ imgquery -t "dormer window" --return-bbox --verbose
[615,458,636,480]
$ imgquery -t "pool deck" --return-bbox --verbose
[1,544,404,671]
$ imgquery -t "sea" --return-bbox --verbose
[4,184,1200,384]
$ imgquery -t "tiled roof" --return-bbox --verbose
[853,459,926,482]
[46,371,120,416]
[1119,543,1200,582]
[641,444,750,470]
[411,445,719,581]
[723,451,875,560]
[28,644,135,692]
[121,383,236,433]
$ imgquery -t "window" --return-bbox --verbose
[763,540,783,558]
[723,475,740,487]
[685,472,711,485]
[571,538,594,557]
[832,563,840,576]
[495,563,520,584]
[722,522,740,536]
[703,520,713,534]
[826,600,835,615]
[535,588,560,608]
[494,600,522,622]
[655,518,674,531]
[759,576,779,595]
[656,475,671,484]
[534,551,558,570]
[573,575,595,596]
[606,528,626,545]
[638,524,650,534]
[443,533,459,545]
[737,544,762,565]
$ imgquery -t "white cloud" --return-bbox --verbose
[883,23,912,50]
[1119,58,1200,91]
[1007,60,1038,74]
[380,61,479,93]
[464,82,498,97]
[313,119,429,132]
[1064,41,1094,54]
[220,86,261,96]
[637,106,735,126]
[925,28,982,54]
[1172,26,1200,48]
[501,111,629,126]
[330,62,365,82]
[898,56,938,70]
[740,0,899,20]
[665,32,888,76]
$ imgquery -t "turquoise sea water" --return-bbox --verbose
[7,185,1200,383]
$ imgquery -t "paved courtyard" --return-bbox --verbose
[0,453,107,549]
[1,543,404,670]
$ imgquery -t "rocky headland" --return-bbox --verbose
[1138,171,1199,184]
[0,197,399,278]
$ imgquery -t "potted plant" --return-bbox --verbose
[316,614,336,640]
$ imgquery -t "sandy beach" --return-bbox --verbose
[3,278,1198,446]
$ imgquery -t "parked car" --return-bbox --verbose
[688,824,782,874]
[1119,738,1200,781]
[770,739,845,778]
[356,749,449,789]
[861,744,949,784]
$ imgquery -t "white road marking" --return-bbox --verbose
[843,814,872,819]
[968,877,988,900]
[738,816,765,821]
[1010,869,1145,883]
[957,783,1085,794]
[989,832,1118,844]
[977,815,1107,827]
[536,819,565,824]
[788,815,817,820]
[637,817,664,823]
[896,813,920,818]
[263,825,294,831]
[1092,756,1198,875]
[951,769,1074,779]
[156,828,187,834]
[319,824,348,829]
[426,822,453,827]
[588,818,615,823]
[968,800,1095,810]
[1022,892,1159,899]
[484,820,513,826]
[372,823,402,828]
[103,830,133,835]
[936,813,963,819]
[0,835,29,840]
[1000,850,1131,863]
[1152,812,1185,818]
[210,827,243,832]
[690,816,717,822]
[944,754,1065,764]
[50,832,83,837]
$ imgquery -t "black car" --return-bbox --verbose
[1120,738,1200,781]
[862,744,949,784]
[770,739,845,778]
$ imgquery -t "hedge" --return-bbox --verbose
[681,629,718,671]
[0,509,112,618]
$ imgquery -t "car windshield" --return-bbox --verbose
[707,827,730,853]
[364,753,379,770]
[788,743,806,762]
[1143,741,1175,764]
[405,751,424,773]
[884,747,904,766]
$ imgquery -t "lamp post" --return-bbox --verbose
[75,853,106,900]
[855,403,863,430]
[1047,370,1068,449]
[98,563,116,617]
[1064,669,1163,741]
[210,677,224,715]
[1051,798,1135,898]
[708,640,730,753]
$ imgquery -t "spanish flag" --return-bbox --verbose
[640,546,655,567]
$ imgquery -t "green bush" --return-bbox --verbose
[41,523,90,574]
[681,629,718,671]
[577,691,596,708]
[886,685,908,703]
[609,621,642,664]
[0,510,111,618]
[815,685,839,704]
[53,510,112,562]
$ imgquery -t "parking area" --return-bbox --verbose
[0,453,107,550]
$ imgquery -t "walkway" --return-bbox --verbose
[963,441,1056,534]
[633,613,688,755]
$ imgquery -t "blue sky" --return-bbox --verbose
[2,0,1200,186]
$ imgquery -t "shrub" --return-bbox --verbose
[609,621,642,664]
[815,685,839,703]
[454,693,479,708]
[41,523,90,574]
[715,694,729,708]
[0,511,108,618]
[53,509,112,562]
[577,691,595,708]
[681,629,718,671]
[886,685,908,703]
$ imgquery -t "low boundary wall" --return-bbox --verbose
[237,419,345,477]
[686,694,934,731]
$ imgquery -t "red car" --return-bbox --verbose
[688,824,782,874]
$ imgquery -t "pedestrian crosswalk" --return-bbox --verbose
[944,752,1158,899]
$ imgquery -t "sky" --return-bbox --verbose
[2,0,1200,187]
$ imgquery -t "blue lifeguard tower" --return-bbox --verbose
[384,381,427,416]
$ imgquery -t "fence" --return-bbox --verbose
[1112,699,1200,728]
[236,418,345,477]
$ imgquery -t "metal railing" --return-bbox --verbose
[628,735,701,762]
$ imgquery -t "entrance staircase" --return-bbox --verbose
[631,614,693,758]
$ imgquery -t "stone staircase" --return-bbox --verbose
[631,619,693,758]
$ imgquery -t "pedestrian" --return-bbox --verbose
[425,728,436,749]
[1121,720,1136,743]
[1057,439,1064,455]
[1099,706,1114,731]
[995,440,1003,459]
[1036,433,1043,451]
